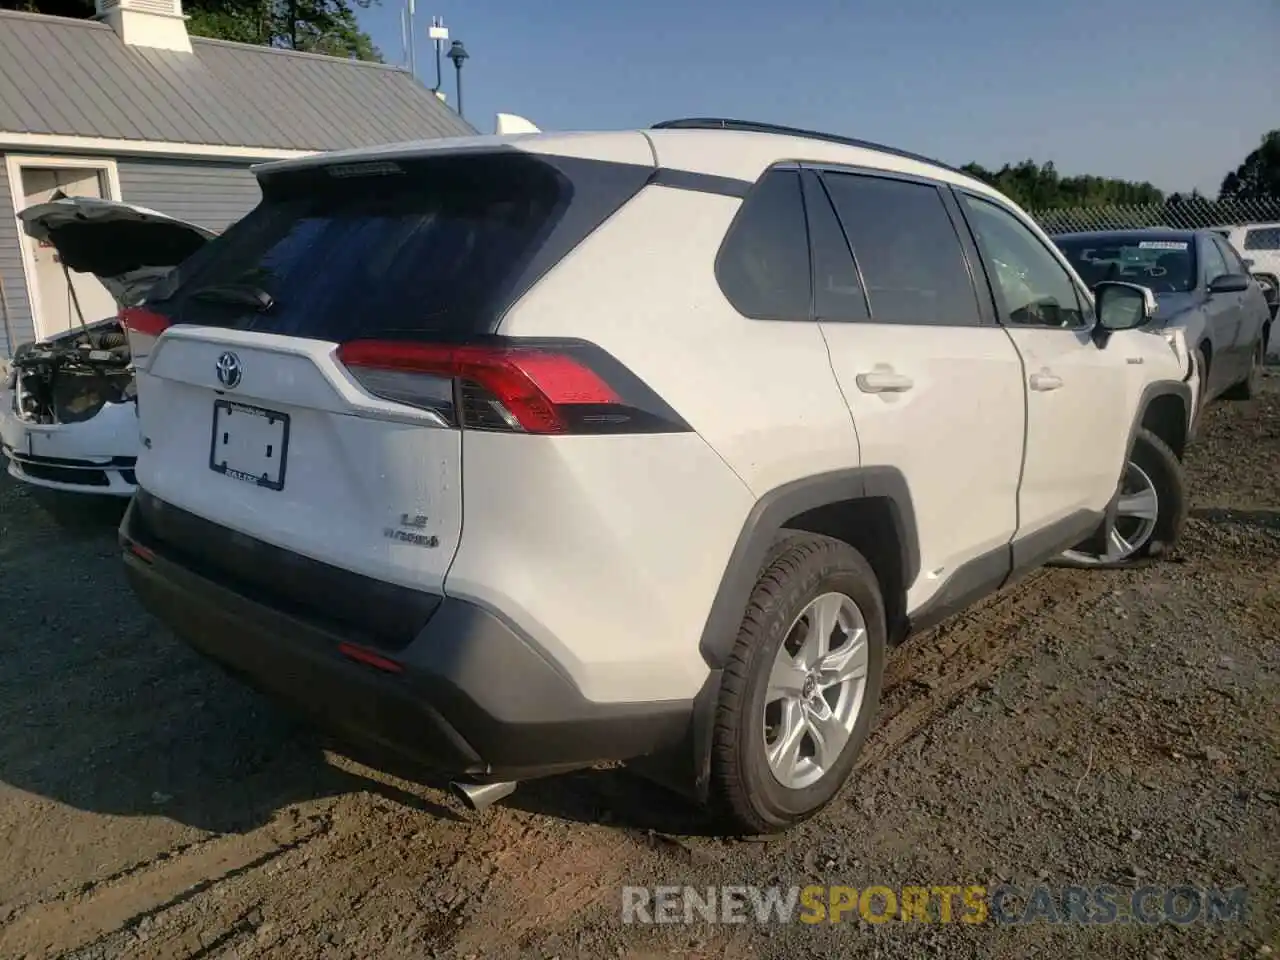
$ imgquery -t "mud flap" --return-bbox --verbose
[627,667,723,805]
[1077,482,1122,557]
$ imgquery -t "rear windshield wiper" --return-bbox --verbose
[188,283,275,312]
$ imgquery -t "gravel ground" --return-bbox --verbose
[0,376,1277,960]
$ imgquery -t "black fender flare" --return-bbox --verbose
[1129,379,1193,456]
[640,468,918,804]
[696,466,920,670]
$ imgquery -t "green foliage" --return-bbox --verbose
[0,0,381,61]
[1219,130,1280,202]
[0,0,93,15]
[960,159,1164,211]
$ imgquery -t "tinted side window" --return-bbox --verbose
[959,194,1086,329]
[801,170,869,322]
[821,172,980,326]
[1201,238,1228,284]
[716,169,812,320]
[1214,236,1248,274]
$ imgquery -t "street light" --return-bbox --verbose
[447,40,469,119]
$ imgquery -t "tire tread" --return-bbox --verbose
[1134,425,1187,559]
[710,533,880,834]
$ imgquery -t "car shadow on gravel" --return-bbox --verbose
[322,737,726,837]
[0,479,473,838]
[25,489,131,536]
[0,625,465,837]
[501,769,743,838]
[2,480,715,840]
[2,478,740,840]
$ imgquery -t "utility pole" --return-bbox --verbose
[406,0,417,78]
[400,5,408,70]
[428,16,449,93]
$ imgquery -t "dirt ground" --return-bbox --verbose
[1,377,1277,960]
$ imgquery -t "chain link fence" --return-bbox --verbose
[1031,198,1280,236]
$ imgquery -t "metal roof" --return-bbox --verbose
[0,9,475,151]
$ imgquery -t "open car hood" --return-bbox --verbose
[18,196,216,311]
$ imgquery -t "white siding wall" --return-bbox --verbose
[116,157,262,232]
[0,155,32,355]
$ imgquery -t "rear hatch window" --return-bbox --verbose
[145,150,654,342]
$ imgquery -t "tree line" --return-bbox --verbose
[1,0,379,61]
[958,160,1164,210]
[960,129,1279,211]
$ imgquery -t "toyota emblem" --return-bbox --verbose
[215,351,242,388]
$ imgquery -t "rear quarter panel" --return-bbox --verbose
[497,183,861,497]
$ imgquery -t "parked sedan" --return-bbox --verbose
[1054,229,1271,426]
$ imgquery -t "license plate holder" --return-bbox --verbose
[208,399,290,491]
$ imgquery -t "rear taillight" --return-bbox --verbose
[336,339,691,435]
[120,306,171,338]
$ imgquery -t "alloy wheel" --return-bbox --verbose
[762,592,870,790]
[1060,460,1160,566]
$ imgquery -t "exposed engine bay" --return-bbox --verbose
[2,193,217,497]
[11,319,136,425]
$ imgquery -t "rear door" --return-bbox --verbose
[1213,234,1268,361]
[1199,234,1244,389]
[805,167,1027,613]
[129,150,653,594]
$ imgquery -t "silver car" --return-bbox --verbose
[1055,228,1270,426]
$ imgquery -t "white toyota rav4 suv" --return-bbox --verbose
[119,119,1196,833]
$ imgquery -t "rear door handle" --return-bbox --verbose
[1029,370,1063,391]
[855,371,914,394]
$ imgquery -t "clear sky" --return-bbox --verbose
[357,0,1279,196]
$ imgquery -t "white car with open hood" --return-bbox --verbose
[0,196,214,497]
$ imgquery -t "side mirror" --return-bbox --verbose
[1208,273,1250,294]
[1242,257,1256,269]
[1093,281,1156,344]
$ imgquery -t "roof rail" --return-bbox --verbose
[650,118,961,174]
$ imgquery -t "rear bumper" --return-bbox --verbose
[119,495,693,781]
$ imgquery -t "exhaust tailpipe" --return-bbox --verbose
[449,780,517,812]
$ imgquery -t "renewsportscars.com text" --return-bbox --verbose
[621,884,1248,926]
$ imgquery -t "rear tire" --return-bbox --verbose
[709,534,885,834]
[1223,340,1264,401]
